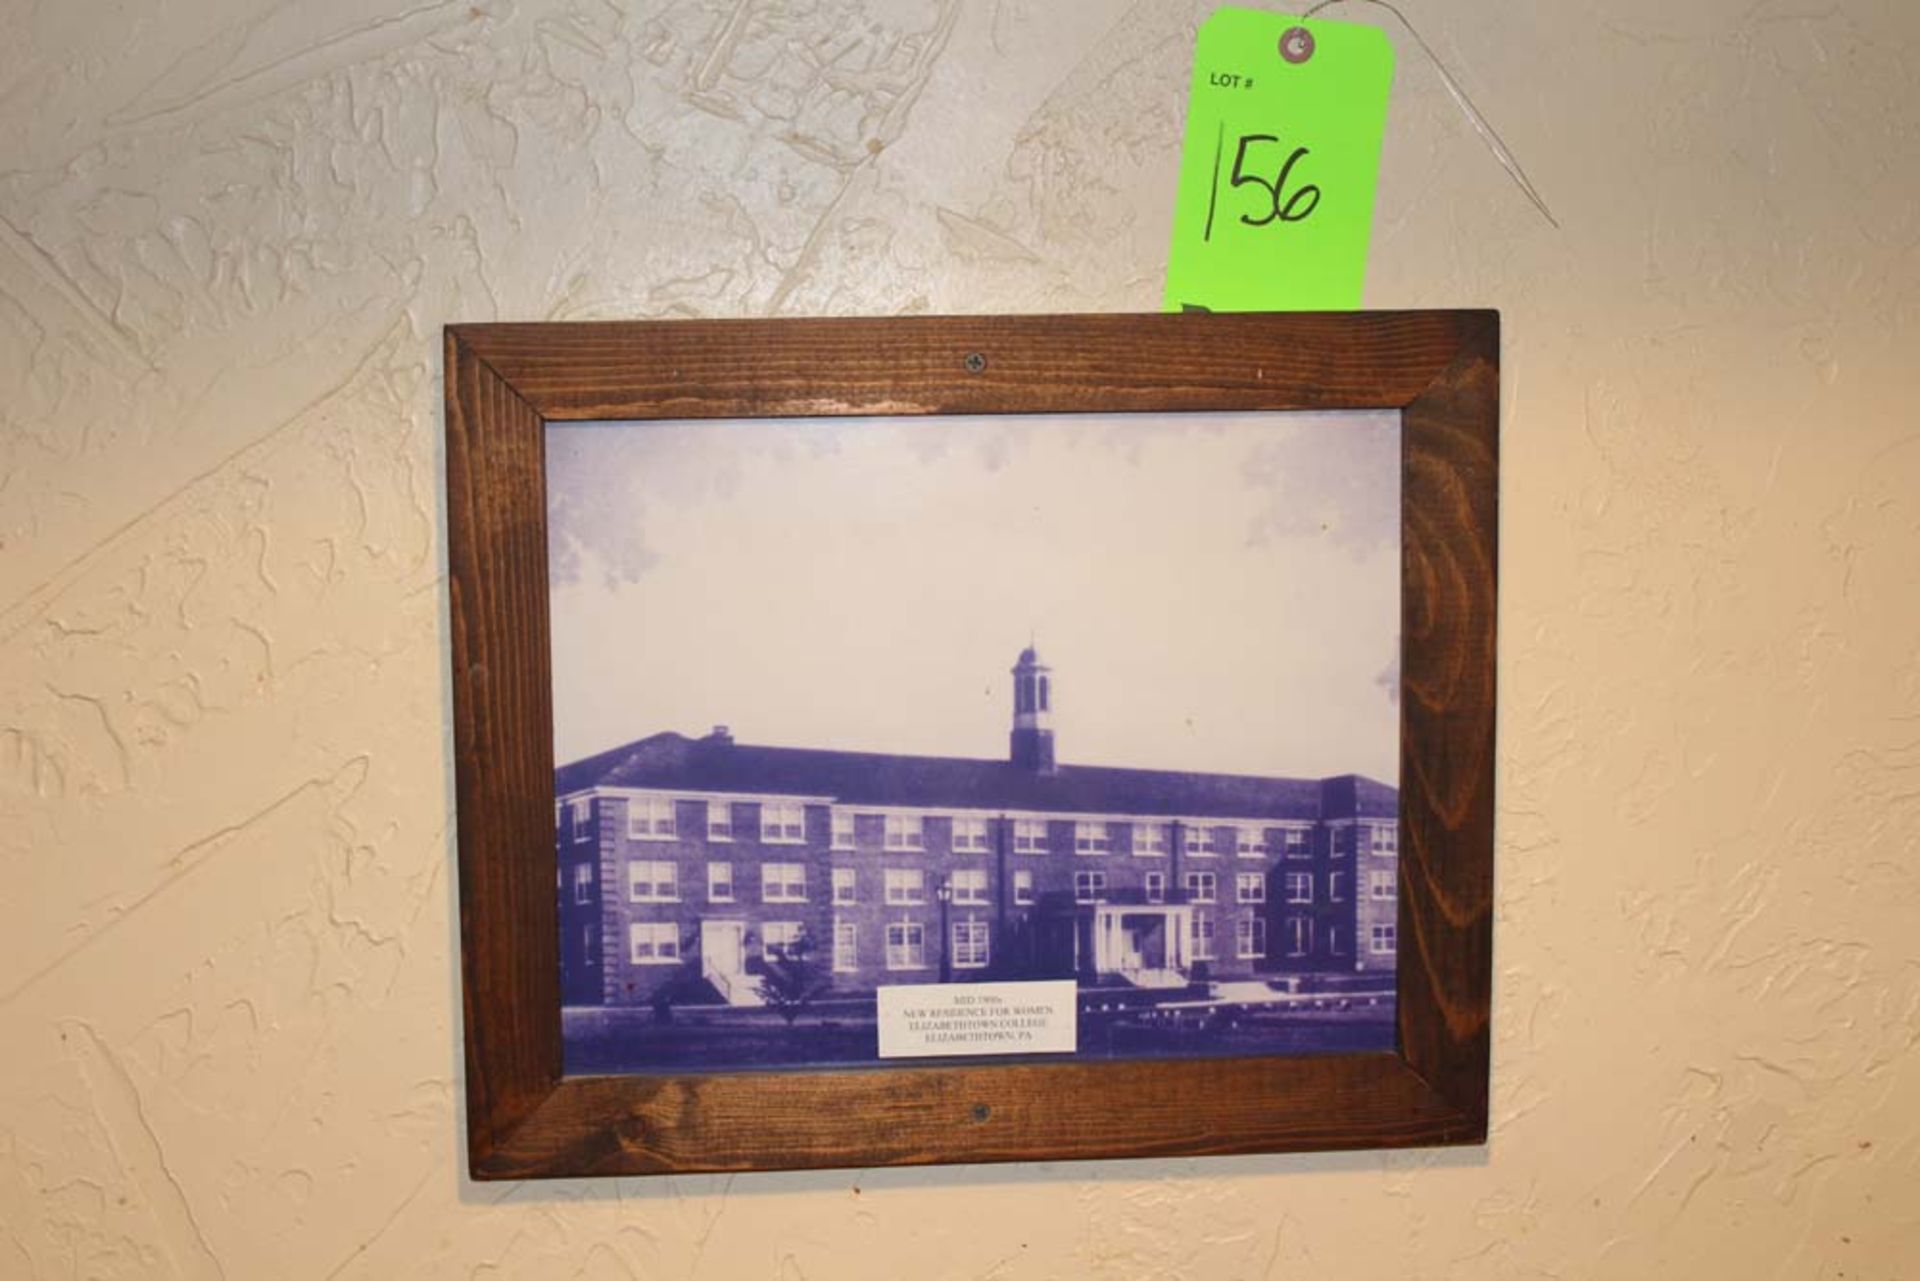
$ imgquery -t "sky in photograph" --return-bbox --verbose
[547,411,1401,784]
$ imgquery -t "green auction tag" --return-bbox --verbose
[1164,9,1394,312]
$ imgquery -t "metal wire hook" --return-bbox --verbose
[1295,0,1559,228]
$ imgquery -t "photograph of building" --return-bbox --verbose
[556,646,1399,1070]
[546,410,1403,1071]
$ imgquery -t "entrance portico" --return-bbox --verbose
[1080,903,1194,988]
[700,919,761,1006]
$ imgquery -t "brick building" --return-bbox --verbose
[556,648,1398,1007]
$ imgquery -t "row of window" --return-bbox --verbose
[1073,868,1398,906]
[579,860,1399,908]
[622,918,982,972]
[566,797,1398,858]
[618,916,1398,969]
[1251,918,1399,960]
[607,862,989,906]
[1189,916,1398,961]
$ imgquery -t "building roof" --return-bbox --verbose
[556,731,1397,821]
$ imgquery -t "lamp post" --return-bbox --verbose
[936,875,953,984]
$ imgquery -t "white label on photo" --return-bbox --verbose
[876,980,1078,1059]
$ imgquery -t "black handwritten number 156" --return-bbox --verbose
[1203,125,1321,241]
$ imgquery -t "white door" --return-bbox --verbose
[701,920,745,975]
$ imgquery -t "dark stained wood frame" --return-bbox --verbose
[444,311,1498,1179]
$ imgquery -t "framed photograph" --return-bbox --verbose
[446,311,1497,1179]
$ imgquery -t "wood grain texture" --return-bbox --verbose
[444,333,564,1168]
[453,311,1479,422]
[1398,314,1499,1135]
[478,1054,1478,1179]
[444,311,1499,1179]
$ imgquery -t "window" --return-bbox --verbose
[572,861,594,904]
[1330,926,1348,956]
[1183,871,1216,903]
[1183,824,1218,857]
[951,868,989,905]
[1131,822,1167,857]
[833,920,858,972]
[627,796,675,840]
[763,921,804,961]
[760,801,805,843]
[1191,910,1215,961]
[884,868,926,905]
[886,921,926,969]
[951,816,990,852]
[884,814,924,852]
[1074,870,1108,903]
[1370,923,1397,955]
[1329,871,1348,902]
[582,923,600,965]
[1074,821,1112,854]
[706,800,733,841]
[1236,826,1268,858]
[1145,871,1166,904]
[1013,869,1034,905]
[1369,869,1397,900]
[832,867,857,905]
[1282,827,1309,858]
[627,859,677,902]
[1331,826,1352,857]
[628,922,679,965]
[1237,916,1267,959]
[830,809,857,851]
[952,919,990,969]
[761,862,807,903]
[569,798,591,841]
[1287,916,1313,957]
[1284,872,1313,904]
[1236,872,1266,904]
[707,862,734,902]
[1013,819,1048,854]
[1371,825,1399,856]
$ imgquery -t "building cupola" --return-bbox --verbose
[1010,644,1057,773]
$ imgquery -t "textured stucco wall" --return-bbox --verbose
[2,1,1917,1277]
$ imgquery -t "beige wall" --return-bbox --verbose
[3,1,1917,1276]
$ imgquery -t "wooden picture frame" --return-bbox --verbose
[445,311,1497,1179]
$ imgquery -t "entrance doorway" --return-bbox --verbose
[700,920,757,1005]
[1087,904,1192,987]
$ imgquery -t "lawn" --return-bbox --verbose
[562,998,1395,1074]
